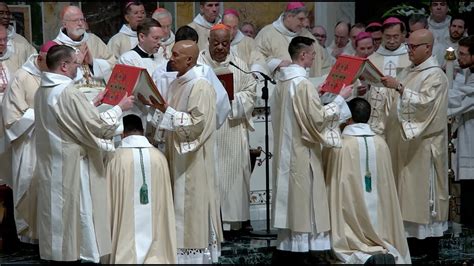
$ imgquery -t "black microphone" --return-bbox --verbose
[229,61,276,85]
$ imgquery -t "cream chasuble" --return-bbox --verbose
[270,64,350,252]
[393,56,449,238]
[324,123,411,264]
[188,14,222,52]
[107,135,176,264]
[2,54,41,243]
[107,24,138,59]
[254,14,331,78]
[35,72,123,262]
[198,50,256,224]
[7,25,37,65]
[0,39,28,186]
[159,66,222,264]
[230,30,264,68]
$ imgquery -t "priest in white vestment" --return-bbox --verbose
[0,3,36,63]
[152,8,175,62]
[381,29,448,258]
[107,1,145,59]
[270,36,352,263]
[188,2,221,52]
[0,24,34,188]
[222,9,264,68]
[197,24,256,233]
[428,1,451,46]
[432,16,467,68]
[54,6,116,101]
[35,45,135,262]
[2,41,57,244]
[447,36,474,227]
[327,21,355,60]
[254,2,331,78]
[142,40,223,264]
[107,114,176,264]
[325,98,411,264]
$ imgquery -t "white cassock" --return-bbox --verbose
[324,123,411,264]
[159,66,223,264]
[270,64,350,252]
[1,53,41,243]
[54,29,116,101]
[188,14,222,52]
[107,24,139,59]
[448,69,474,181]
[107,135,176,264]
[197,50,257,225]
[35,72,122,262]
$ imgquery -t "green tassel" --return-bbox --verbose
[365,171,372,193]
[140,183,149,205]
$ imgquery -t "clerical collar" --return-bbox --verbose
[133,45,154,59]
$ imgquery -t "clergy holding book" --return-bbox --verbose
[381,29,449,259]
[197,23,257,236]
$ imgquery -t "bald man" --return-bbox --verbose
[327,21,354,60]
[222,9,263,67]
[143,40,223,264]
[381,29,448,258]
[197,25,256,236]
[152,8,175,61]
[54,5,115,101]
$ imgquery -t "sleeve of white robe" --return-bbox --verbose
[89,34,117,81]
[159,79,216,154]
[397,71,448,140]
[229,64,257,130]
[54,88,122,151]
[292,80,348,147]
[2,73,35,142]
[447,78,474,117]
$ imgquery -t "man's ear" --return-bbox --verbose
[138,32,145,42]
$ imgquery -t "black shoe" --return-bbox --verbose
[364,253,396,265]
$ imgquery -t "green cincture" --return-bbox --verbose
[363,136,372,193]
[138,148,149,204]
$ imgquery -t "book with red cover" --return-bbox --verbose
[102,64,165,106]
[320,55,384,94]
[214,67,234,101]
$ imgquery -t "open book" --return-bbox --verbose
[214,67,234,101]
[102,64,165,106]
[321,55,384,94]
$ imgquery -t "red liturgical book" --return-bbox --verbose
[214,67,234,101]
[102,64,165,106]
[321,55,384,94]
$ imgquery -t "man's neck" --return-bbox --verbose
[137,44,153,56]
[450,36,461,43]
[432,16,446,23]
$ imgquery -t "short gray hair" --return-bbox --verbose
[283,7,307,19]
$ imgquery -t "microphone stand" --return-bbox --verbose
[229,62,276,239]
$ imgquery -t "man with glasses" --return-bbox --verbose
[381,29,449,259]
[447,36,474,228]
[35,44,134,263]
[152,8,175,62]
[327,21,354,60]
[107,1,145,60]
[54,5,115,102]
[366,17,411,160]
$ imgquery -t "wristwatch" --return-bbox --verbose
[396,82,403,92]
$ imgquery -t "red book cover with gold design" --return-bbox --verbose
[321,55,383,94]
[102,64,165,106]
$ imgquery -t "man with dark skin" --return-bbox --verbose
[143,40,223,264]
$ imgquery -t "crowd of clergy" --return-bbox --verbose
[0,0,473,264]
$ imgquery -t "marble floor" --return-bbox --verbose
[2,221,474,264]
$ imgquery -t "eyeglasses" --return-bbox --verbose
[64,18,86,23]
[405,43,429,51]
